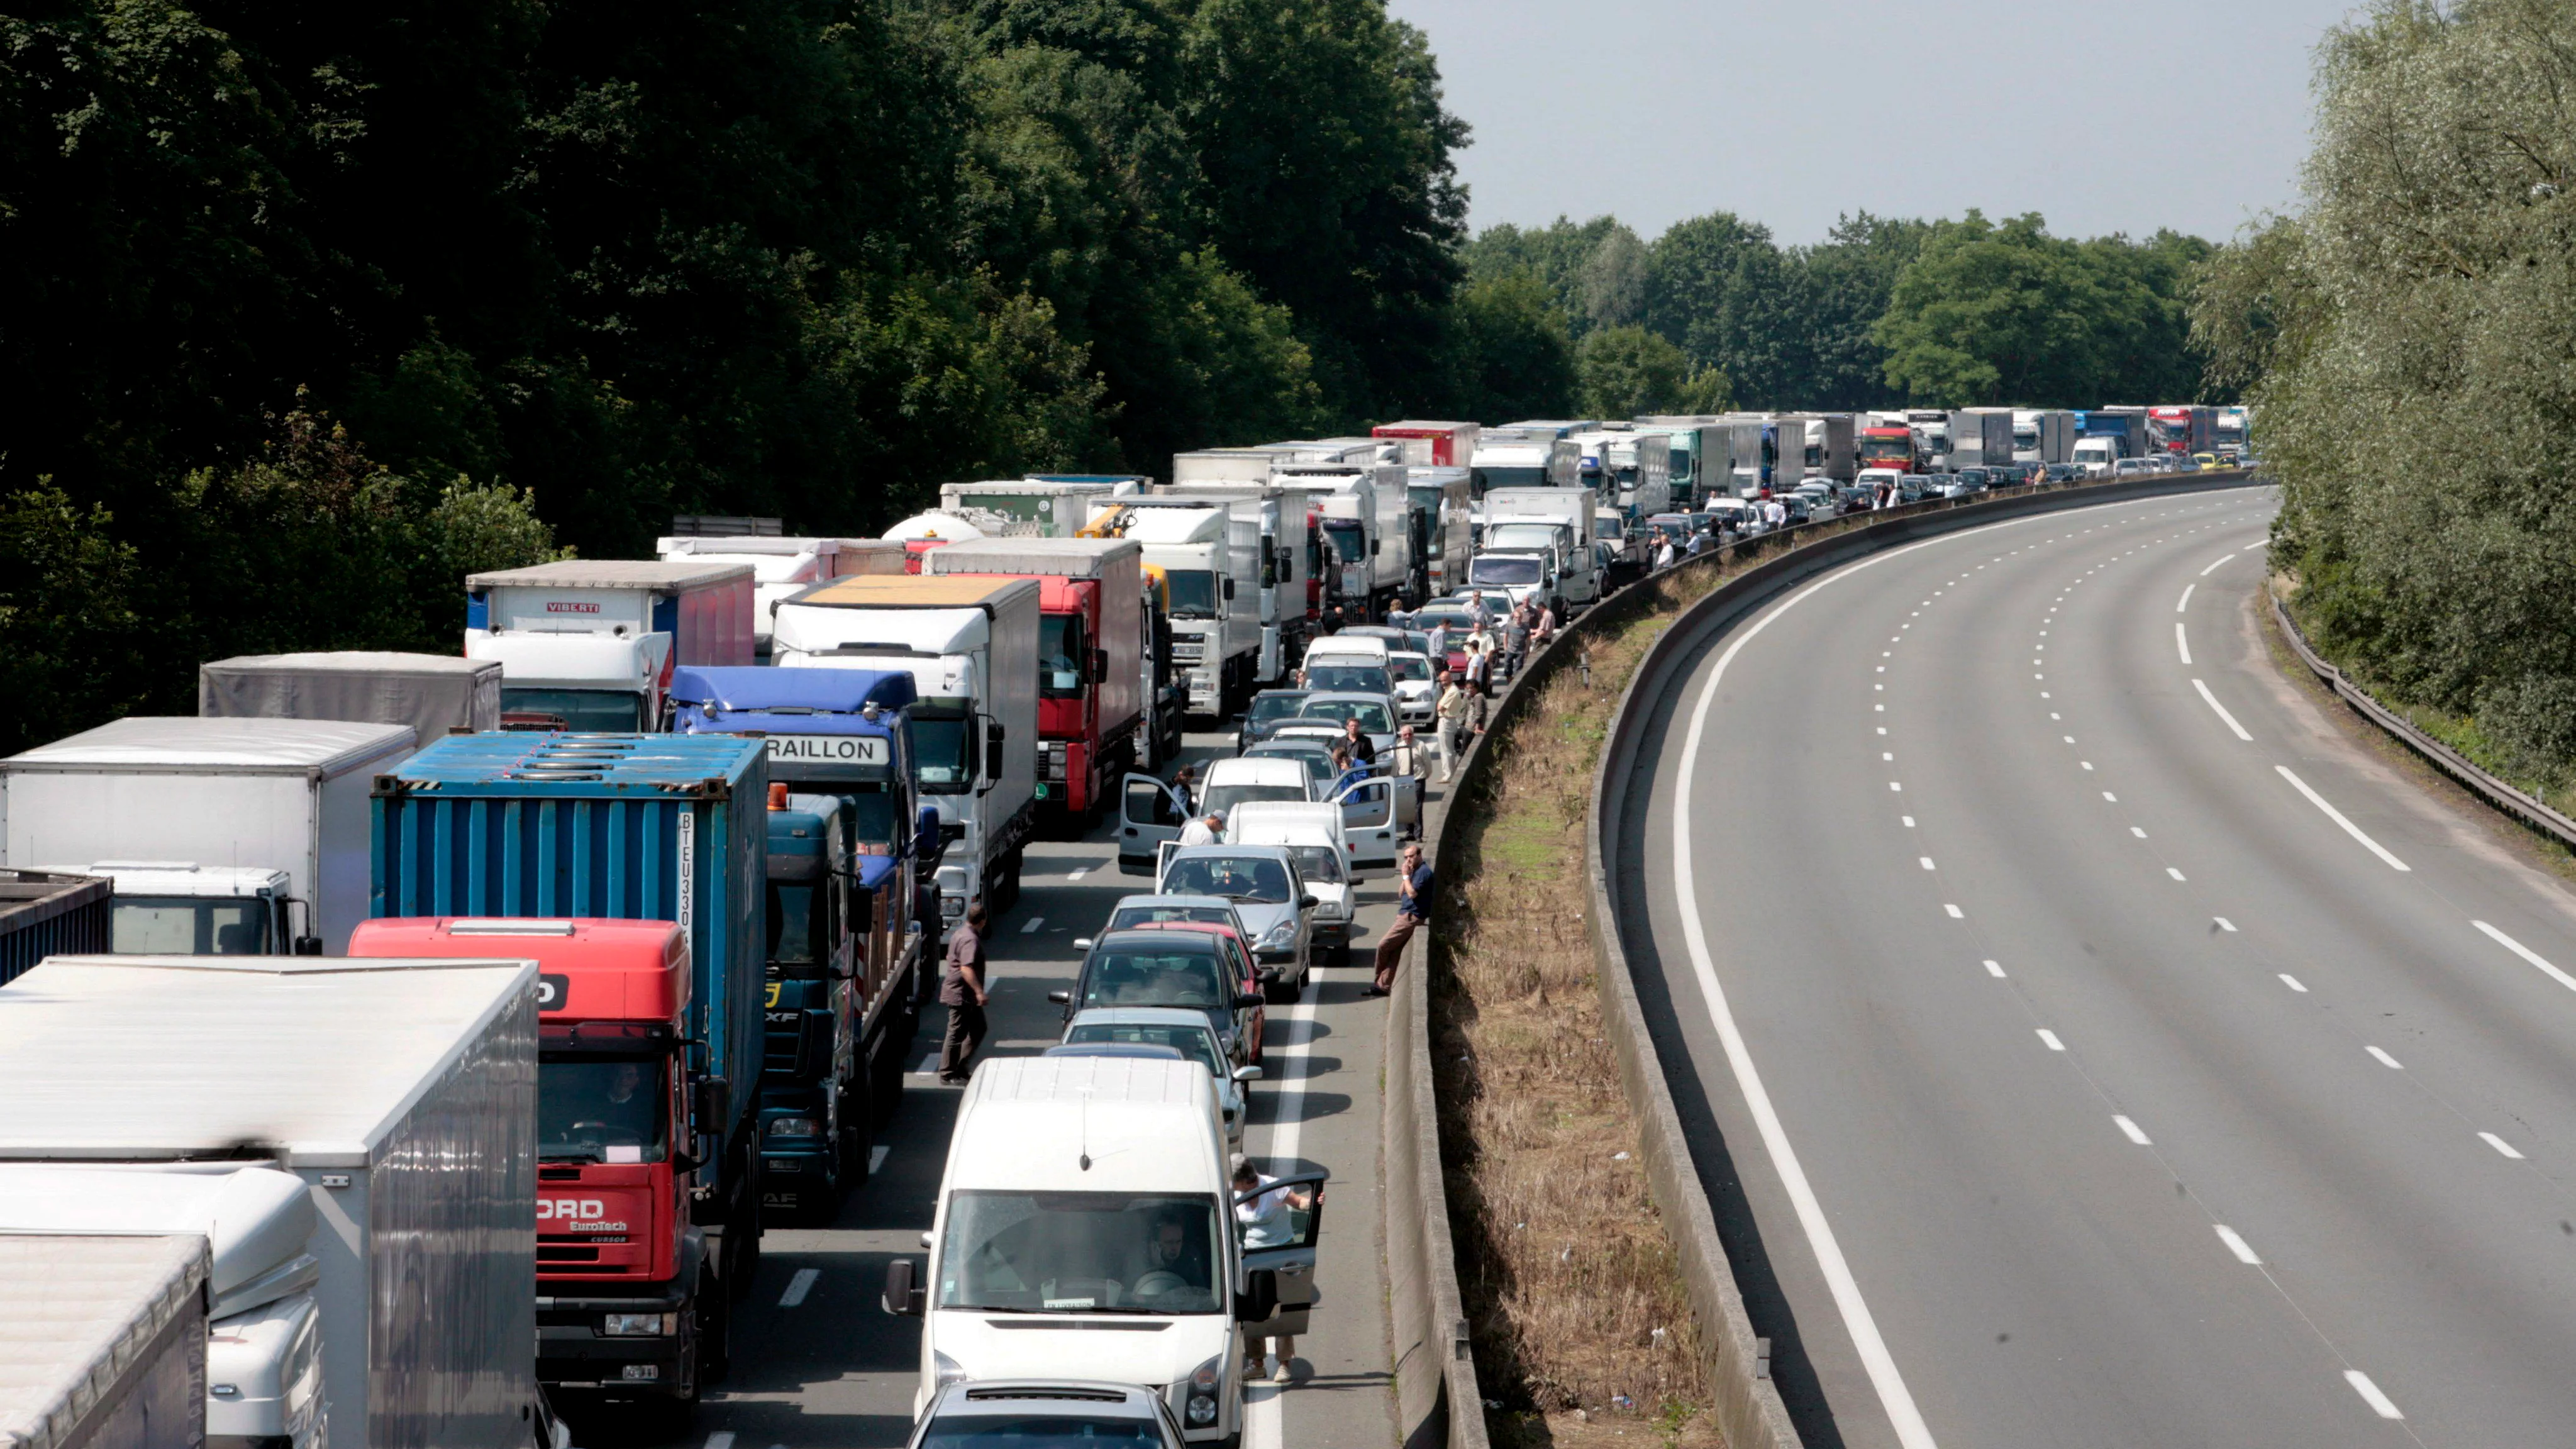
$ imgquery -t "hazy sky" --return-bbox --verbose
[1385,0,2364,247]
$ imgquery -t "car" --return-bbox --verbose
[1236,688,1313,753]
[1790,480,1838,515]
[1382,650,1437,724]
[2192,452,2222,470]
[1097,892,1250,938]
[1052,928,1265,1067]
[904,1380,1194,1449]
[2112,457,2155,477]
[1055,1008,1260,1146]
[2173,455,2203,473]
[1300,660,1392,696]
[1774,493,1811,525]
[1943,472,1988,499]
[1241,738,1338,789]
[1154,844,1316,1001]
[1223,802,1358,964]
[2045,464,2084,485]
[1198,755,1315,816]
[1121,919,1267,1058]
[1294,692,1397,759]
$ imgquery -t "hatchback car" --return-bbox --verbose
[1236,689,1313,753]
[1052,928,1263,1065]
[1057,1007,1260,1145]
[1155,845,1315,999]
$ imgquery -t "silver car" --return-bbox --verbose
[906,1380,1189,1449]
[1155,845,1315,999]
[1057,1006,1262,1145]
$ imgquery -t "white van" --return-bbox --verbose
[1223,801,1357,959]
[1121,757,1314,874]
[1300,634,1388,669]
[885,1057,1325,1443]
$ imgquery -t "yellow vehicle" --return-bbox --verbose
[2193,452,2223,470]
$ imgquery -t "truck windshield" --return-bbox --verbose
[500,688,646,733]
[1039,615,1088,698]
[848,786,902,852]
[1163,570,1218,619]
[767,881,823,968]
[1321,521,1365,565]
[1471,557,1543,586]
[539,1056,669,1163]
[1860,436,1911,463]
[913,717,975,793]
[110,897,269,954]
[936,1190,1222,1314]
[1473,465,1545,492]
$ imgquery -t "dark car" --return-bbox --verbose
[1236,688,1313,753]
[1050,928,1263,1064]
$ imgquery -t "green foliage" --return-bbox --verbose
[1575,327,1728,419]
[0,487,144,757]
[1445,274,1577,421]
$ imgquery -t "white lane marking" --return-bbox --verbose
[2167,867,2187,881]
[2201,552,2238,577]
[1984,960,2007,977]
[1901,816,1916,828]
[2367,1046,2403,1070]
[870,1144,891,1174]
[1944,904,1965,919]
[707,1435,738,1449]
[2216,917,2238,932]
[779,1267,820,1307]
[1889,782,1903,792]
[2471,920,2576,994]
[2131,826,2148,838]
[2274,767,2411,871]
[2192,679,2255,740]
[2081,762,2094,771]
[1883,752,1894,761]
[1021,916,1046,934]
[2345,1370,2404,1420]
[1918,858,1935,871]
[1673,558,1943,1449]
[2214,1226,2262,1265]
[1243,984,1320,1436]
[2480,1131,2525,1160]
[1069,868,1089,880]
[2114,1115,2153,1145]
[2102,792,2117,801]
[2036,1030,2065,1052]
[2175,623,2192,665]
[2063,735,2075,743]
[2176,584,2194,613]
[2280,974,2308,992]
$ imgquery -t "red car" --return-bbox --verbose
[1128,919,1267,1064]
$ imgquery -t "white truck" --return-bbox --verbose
[1279,462,1409,619]
[0,1232,210,1449]
[1479,488,1600,611]
[2012,409,2077,465]
[465,560,757,730]
[1774,414,1858,482]
[772,574,1042,918]
[1907,410,1953,469]
[1083,499,1262,718]
[198,650,501,736]
[936,477,1146,539]
[1946,409,2017,470]
[1468,430,1579,496]
[0,951,541,1449]
[655,535,907,657]
[1,717,416,955]
[1137,485,1314,682]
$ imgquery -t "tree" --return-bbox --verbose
[1575,327,1727,420]
[1445,275,1577,421]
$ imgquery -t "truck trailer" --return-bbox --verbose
[654,537,908,658]
[1080,501,1261,718]
[2,717,416,955]
[200,651,502,736]
[1371,420,1481,467]
[465,560,757,731]
[0,1232,208,1449]
[0,868,108,989]
[936,479,1145,540]
[0,952,541,1449]
[1945,409,2016,470]
[2012,409,2078,465]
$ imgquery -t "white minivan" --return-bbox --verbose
[885,1057,1326,1444]
[1223,801,1358,960]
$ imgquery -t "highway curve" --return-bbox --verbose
[1613,484,2576,1448]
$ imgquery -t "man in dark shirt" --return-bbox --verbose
[936,905,990,1084]
[1340,714,1377,766]
[1365,844,1431,997]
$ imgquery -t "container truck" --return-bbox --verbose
[924,536,1145,828]
[1945,409,2016,470]
[200,651,501,736]
[2012,410,2077,465]
[1857,420,1925,474]
[1721,418,1772,494]
[1407,467,1474,599]
[1080,501,1260,717]
[1372,419,1481,466]
[669,665,930,1218]
[3,716,416,955]
[0,867,108,989]
[770,575,1040,918]
[655,536,908,658]
[2075,408,2149,464]
[2214,406,2250,460]
[1479,489,1601,611]
[465,560,757,731]
[371,731,772,1340]
[936,478,1145,539]
[0,952,542,1449]
[2147,404,2214,457]
[0,1232,208,1449]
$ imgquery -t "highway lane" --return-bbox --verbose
[565,724,1408,1449]
[1623,484,2576,1447]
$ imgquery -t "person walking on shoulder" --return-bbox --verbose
[936,905,990,1084]
[1434,672,1470,783]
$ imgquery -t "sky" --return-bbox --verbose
[1384,0,2367,247]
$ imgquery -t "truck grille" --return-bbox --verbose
[1171,639,1204,662]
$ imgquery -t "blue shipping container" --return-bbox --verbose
[370,732,769,1213]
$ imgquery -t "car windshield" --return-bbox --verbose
[1306,664,1391,694]
[1162,855,1292,902]
[1079,947,1228,1010]
[539,1056,669,1163]
[1067,1023,1223,1076]
[110,897,268,954]
[1163,570,1218,619]
[1202,782,1308,816]
[1385,654,1431,683]
[1039,615,1087,698]
[913,716,975,792]
[1245,747,1333,784]
[500,688,646,733]
[1245,694,1308,728]
[921,1414,1163,1447]
[936,1190,1223,1314]
[1298,698,1392,733]
[1108,904,1236,931]
[1471,556,1543,586]
[1285,845,1345,884]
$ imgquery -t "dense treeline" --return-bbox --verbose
[2191,0,2576,794]
[1465,208,2218,417]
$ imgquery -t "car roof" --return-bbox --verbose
[1306,635,1389,656]
[1203,756,1309,785]
[1090,928,1223,954]
[1166,842,1296,863]
[1065,1006,1225,1032]
[1044,1041,1187,1061]
[1111,893,1235,912]
[930,1380,1166,1420]
[1303,691,1395,706]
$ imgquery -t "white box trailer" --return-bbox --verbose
[0,953,540,1449]
[935,479,1145,539]
[465,560,756,730]
[1,718,416,955]
[655,536,908,656]
[199,651,502,737]
[2012,409,2077,464]
[0,1233,209,1449]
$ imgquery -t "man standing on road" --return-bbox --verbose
[1426,619,1450,671]
[1435,672,1470,782]
[1179,811,1223,847]
[1164,763,1196,822]
[1654,535,1677,570]
[1463,638,1490,697]
[1339,714,1377,767]
[936,905,990,1084]
[1233,1157,1315,1382]
[1365,843,1431,997]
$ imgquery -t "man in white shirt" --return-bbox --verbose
[1179,812,1223,847]
[1233,1155,1314,1384]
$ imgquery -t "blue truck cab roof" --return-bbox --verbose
[670,665,915,734]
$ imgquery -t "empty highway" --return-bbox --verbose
[1618,484,2576,1447]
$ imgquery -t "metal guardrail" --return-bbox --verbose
[2270,594,2576,850]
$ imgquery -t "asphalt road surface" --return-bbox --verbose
[564,724,1416,1449]
[1621,483,2576,1447]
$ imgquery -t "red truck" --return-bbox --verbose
[1373,419,1483,467]
[1859,424,1924,473]
[348,916,731,1404]
[923,536,1145,830]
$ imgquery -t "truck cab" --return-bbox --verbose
[53,861,301,954]
[347,917,721,1403]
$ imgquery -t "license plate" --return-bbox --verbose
[621,1365,660,1382]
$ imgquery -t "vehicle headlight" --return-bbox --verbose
[1183,1356,1221,1426]
[1261,919,1297,947]
[935,1350,971,1391]
[767,1117,822,1139]
[602,1312,675,1336]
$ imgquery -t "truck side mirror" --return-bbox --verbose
[1222,577,1236,601]
[1092,647,1109,682]
[985,721,1006,778]
[882,1258,926,1316]
[293,935,324,957]
[694,1076,730,1131]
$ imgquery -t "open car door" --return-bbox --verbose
[1330,775,1399,870]
[1119,773,1185,875]
[1238,1172,1328,1340]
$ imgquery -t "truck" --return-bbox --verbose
[370,730,772,1362]
[655,536,908,658]
[1077,500,1259,718]
[1858,419,1926,474]
[936,477,1145,539]
[924,536,1146,828]
[770,575,1041,919]
[2214,406,2251,461]
[1407,467,1474,599]
[0,951,542,1448]
[1372,419,1481,466]
[0,1231,209,1449]
[1780,414,1858,482]
[2075,408,2150,465]
[1721,417,1772,494]
[1280,462,1409,619]
[1467,430,1580,496]
[465,560,757,731]
[2012,409,2077,465]
[1130,480,1316,679]
[3,716,416,955]
[1479,488,1601,611]
[1945,409,2016,470]
[2147,404,2214,457]
[0,867,108,988]
[200,650,502,736]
